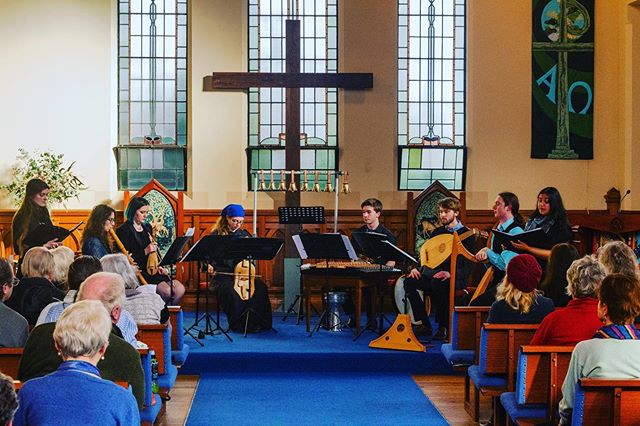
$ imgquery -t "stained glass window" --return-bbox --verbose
[247,0,338,190]
[398,0,466,191]
[116,0,188,191]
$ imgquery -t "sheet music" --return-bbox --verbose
[179,237,201,263]
[185,227,195,237]
[292,234,308,259]
[341,235,359,260]
[381,240,417,264]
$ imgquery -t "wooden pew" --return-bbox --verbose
[465,323,538,422]
[572,378,640,425]
[136,323,169,375]
[0,348,24,379]
[168,306,190,367]
[137,347,165,426]
[498,345,574,426]
[441,306,490,370]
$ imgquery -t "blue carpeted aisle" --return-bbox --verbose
[180,313,453,425]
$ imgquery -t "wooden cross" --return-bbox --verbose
[204,19,372,243]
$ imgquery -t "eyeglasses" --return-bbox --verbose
[229,219,244,224]
[9,277,19,287]
[106,218,116,223]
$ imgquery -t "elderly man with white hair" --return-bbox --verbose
[17,272,145,409]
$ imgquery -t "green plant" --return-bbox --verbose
[0,148,87,207]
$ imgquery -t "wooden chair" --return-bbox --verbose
[168,306,190,367]
[448,231,494,335]
[465,323,538,422]
[0,348,24,379]
[136,323,177,399]
[137,347,165,426]
[498,345,574,426]
[572,378,640,425]
[441,306,490,370]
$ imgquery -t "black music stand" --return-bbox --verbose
[158,232,202,345]
[221,237,284,337]
[279,206,325,323]
[23,221,83,247]
[293,233,359,337]
[180,235,234,342]
[351,232,417,340]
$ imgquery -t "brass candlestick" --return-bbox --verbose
[268,170,277,190]
[278,171,287,191]
[287,170,298,192]
[324,170,334,192]
[312,171,321,192]
[301,170,310,191]
[258,170,267,190]
[341,171,351,194]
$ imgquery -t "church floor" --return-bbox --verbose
[157,375,491,425]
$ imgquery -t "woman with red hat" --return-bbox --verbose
[487,253,555,324]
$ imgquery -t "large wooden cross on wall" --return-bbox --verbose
[203,19,373,303]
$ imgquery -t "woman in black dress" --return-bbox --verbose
[115,196,185,304]
[511,187,573,272]
[209,204,272,333]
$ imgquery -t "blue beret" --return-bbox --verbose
[222,204,245,218]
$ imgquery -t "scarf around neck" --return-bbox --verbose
[593,324,640,340]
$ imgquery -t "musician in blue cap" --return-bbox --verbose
[209,204,272,332]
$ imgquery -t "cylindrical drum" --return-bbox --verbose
[323,291,347,331]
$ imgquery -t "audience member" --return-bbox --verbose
[17,272,145,409]
[13,300,139,425]
[559,274,640,424]
[81,204,116,259]
[531,255,606,345]
[36,255,103,326]
[49,245,75,291]
[597,240,639,277]
[101,253,168,324]
[0,372,18,426]
[0,257,29,347]
[5,247,65,325]
[539,243,580,307]
[487,254,554,324]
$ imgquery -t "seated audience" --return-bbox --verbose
[49,245,75,291]
[36,255,103,325]
[0,257,29,347]
[0,372,18,426]
[101,253,168,325]
[530,255,606,345]
[17,272,145,409]
[13,300,139,425]
[559,273,640,424]
[538,243,580,307]
[597,240,639,277]
[487,254,555,324]
[5,246,65,325]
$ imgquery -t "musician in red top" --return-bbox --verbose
[403,197,474,340]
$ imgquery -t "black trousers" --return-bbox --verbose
[403,275,451,329]
[216,277,272,332]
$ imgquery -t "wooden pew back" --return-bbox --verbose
[452,306,490,351]
[516,345,574,425]
[0,348,24,379]
[136,323,169,375]
[480,323,538,391]
[575,378,640,426]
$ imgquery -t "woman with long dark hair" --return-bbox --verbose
[115,196,184,304]
[512,187,573,269]
[209,204,272,333]
[81,204,116,259]
[11,178,60,258]
[539,243,580,307]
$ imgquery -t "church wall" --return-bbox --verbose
[1,0,636,214]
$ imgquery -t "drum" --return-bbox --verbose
[394,276,430,325]
[323,291,347,331]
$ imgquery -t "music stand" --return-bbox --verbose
[180,235,234,342]
[351,232,416,339]
[279,206,325,323]
[23,221,83,247]
[293,233,359,336]
[159,232,192,304]
[219,237,284,337]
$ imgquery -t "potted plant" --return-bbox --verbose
[0,149,86,207]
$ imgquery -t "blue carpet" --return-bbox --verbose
[181,313,452,425]
[187,372,448,426]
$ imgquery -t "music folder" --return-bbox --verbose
[491,228,546,253]
[292,233,358,261]
[351,231,417,264]
[23,222,83,247]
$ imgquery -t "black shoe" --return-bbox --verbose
[433,326,447,341]
[413,324,432,337]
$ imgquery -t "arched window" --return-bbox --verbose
[116,0,188,191]
[398,0,466,190]
[247,0,338,190]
